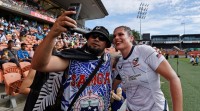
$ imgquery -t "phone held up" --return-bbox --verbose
[67,3,82,21]
[66,3,89,34]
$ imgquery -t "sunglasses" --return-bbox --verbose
[90,33,107,41]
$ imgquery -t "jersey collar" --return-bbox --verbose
[123,46,134,60]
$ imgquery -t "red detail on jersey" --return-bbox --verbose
[104,72,110,84]
[132,57,139,67]
[70,72,110,87]
[156,53,162,58]
[77,75,86,87]
[97,73,103,84]
[71,74,76,86]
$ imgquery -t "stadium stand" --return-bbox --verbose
[19,61,31,78]
[0,0,109,109]
[2,62,21,74]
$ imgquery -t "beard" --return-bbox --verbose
[85,45,104,56]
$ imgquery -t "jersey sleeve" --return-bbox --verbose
[140,45,165,71]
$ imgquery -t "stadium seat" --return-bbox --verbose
[32,36,36,40]
[3,73,22,95]
[2,62,21,74]
[19,62,31,78]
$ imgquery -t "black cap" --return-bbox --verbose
[85,26,111,48]
[32,44,39,48]
[21,43,27,47]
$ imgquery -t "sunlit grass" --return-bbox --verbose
[161,57,200,111]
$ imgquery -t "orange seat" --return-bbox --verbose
[19,62,31,78]
[31,36,36,40]
[2,62,21,74]
[3,73,22,95]
[27,44,33,48]
[2,62,17,69]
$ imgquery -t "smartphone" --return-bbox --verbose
[67,3,82,21]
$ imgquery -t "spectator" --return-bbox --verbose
[19,24,28,41]
[24,20,31,35]
[17,43,31,62]
[193,56,199,66]
[29,44,38,58]
[0,40,19,67]
[34,31,45,40]
[0,27,7,44]
[5,25,13,35]
[190,56,194,64]
[11,34,21,47]
[165,53,169,60]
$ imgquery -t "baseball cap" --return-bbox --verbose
[0,27,4,31]
[84,26,111,48]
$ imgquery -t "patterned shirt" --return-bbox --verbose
[61,54,112,111]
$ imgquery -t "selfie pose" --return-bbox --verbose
[30,11,113,111]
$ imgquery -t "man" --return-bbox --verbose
[0,40,19,67]
[11,33,21,47]
[19,24,29,41]
[29,44,38,58]
[0,27,7,44]
[112,26,183,111]
[17,43,31,62]
[31,11,112,111]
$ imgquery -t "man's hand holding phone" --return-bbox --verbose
[48,11,77,38]
[67,3,82,21]
[47,3,83,38]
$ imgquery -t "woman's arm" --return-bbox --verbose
[156,59,183,111]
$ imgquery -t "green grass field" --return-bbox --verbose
[161,58,200,111]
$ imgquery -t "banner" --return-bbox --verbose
[30,11,55,23]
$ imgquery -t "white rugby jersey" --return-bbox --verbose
[115,45,167,111]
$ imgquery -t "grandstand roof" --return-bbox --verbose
[151,34,180,37]
[181,34,200,37]
[48,0,109,20]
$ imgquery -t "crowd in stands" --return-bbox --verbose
[0,16,90,67]
[2,0,56,19]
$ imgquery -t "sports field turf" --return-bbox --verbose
[161,57,200,111]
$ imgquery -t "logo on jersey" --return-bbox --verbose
[132,57,139,67]
[71,72,110,87]
[118,65,123,69]
[74,90,104,111]
[156,53,162,58]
